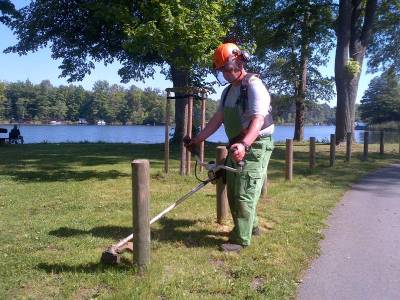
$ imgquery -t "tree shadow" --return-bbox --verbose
[36,261,132,274]
[49,217,226,248]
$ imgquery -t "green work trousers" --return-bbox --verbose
[226,136,274,246]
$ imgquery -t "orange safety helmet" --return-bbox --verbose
[212,43,241,70]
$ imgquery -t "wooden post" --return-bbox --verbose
[216,146,228,224]
[132,159,150,270]
[345,132,352,162]
[330,134,336,167]
[186,96,193,175]
[285,139,293,181]
[200,95,206,171]
[309,137,316,169]
[380,130,384,155]
[164,96,171,173]
[363,131,369,161]
[180,98,188,175]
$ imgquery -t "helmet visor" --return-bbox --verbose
[213,69,229,86]
[213,60,242,86]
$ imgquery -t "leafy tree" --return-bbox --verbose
[368,1,400,75]
[0,82,7,120]
[334,0,378,143]
[360,69,400,124]
[237,0,335,141]
[89,81,113,123]
[0,0,16,24]
[4,1,235,142]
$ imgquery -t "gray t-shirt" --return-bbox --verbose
[217,74,274,136]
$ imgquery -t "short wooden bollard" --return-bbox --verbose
[285,139,293,181]
[132,160,150,270]
[309,137,316,169]
[380,130,384,155]
[345,132,352,162]
[330,134,336,167]
[216,146,228,224]
[363,131,369,161]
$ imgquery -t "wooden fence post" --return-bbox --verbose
[132,159,150,271]
[285,139,293,181]
[216,146,228,224]
[164,96,171,173]
[186,96,193,175]
[330,134,336,167]
[309,137,316,169]
[380,130,384,155]
[363,131,369,161]
[345,132,352,162]
[180,99,188,175]
[199,95,206,172]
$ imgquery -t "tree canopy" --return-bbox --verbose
[4,1,234,86]
[360,69,400,124]
[234,0,336,140]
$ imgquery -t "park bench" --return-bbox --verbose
[0,128,8,144]
[0,128,24,144]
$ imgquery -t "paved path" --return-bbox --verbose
[297,164,400,300]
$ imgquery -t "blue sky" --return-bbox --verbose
[0,0,377,105]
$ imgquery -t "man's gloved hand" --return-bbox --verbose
[183,136,200,156]
[230,142,246,162]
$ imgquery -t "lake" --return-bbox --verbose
[0,124,398,144]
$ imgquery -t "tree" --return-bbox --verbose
[360,69,400,124]
[334,0,377,143]
[0,0,16,24]
[4,1,235,142]
[0,82,6,120]
[367,1,400,75]
[237,0,335,141]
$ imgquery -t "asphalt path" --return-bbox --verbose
[297,164,400,300]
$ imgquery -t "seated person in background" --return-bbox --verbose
[9,125,24,144]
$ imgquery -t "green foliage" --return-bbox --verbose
[238,0,335,102]
[345,59,361,76]
[360,69,400,124]
[368,0,400,74]
[0,82,6,119]
[5,1,234,85]
[0,80,219,125]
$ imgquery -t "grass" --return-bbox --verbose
[0,142,399,299]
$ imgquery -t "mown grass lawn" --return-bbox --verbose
[0,142,399,299]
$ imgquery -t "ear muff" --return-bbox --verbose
[232,49,250,63]
[240,50,250,62]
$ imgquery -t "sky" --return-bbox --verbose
[0,0,377,106]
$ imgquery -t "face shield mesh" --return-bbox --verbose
[213,69,230,86]
[213,60,243,86]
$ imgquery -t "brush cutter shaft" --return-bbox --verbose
[111,180,211,250]
[150,181,209,224]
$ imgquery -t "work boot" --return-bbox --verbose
[220,243,244,252]
[252,226,262,236]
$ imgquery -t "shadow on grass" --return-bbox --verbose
[36,261,132,274]
[50,218,225,248]
[0,143,178,182]
[6,169,129,182]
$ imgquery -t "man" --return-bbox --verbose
[9,125,23,144]
[185,43,274,252]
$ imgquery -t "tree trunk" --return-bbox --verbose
[335,0,352,144]
[335,0,377,144]
[171,65,189,144]
[293,6,310,142]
